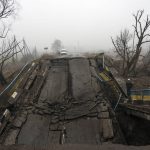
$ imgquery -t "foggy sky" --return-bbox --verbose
[11,0,150,52]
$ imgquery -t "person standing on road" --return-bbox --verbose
[126,78,133,98]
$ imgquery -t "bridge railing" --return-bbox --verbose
[130,88,150,104]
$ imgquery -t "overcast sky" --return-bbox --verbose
[11,0,150,52]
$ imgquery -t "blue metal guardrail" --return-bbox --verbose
[0,63,29,99]
[131,88,150,102]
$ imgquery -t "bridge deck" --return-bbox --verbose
[0,57,149,149]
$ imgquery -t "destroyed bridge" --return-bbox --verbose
[0,56,150,150]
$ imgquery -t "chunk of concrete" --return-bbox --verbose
[101,119,114,140]
[12,112,28,128]
[89,59,97,67]
[4,129,20,145]
[98,111,109,119]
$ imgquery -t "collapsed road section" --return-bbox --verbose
[0,57,149,149]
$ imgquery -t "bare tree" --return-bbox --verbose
[32,46,38,59]
[20,39,33,64]
[141,48,150,74]
[0,0,16,18]
[112,10,150,76]
[143,48,150,65]
[0,36,23,85]
[0,0,17,37]
[111,29,132,75]
[0,0,18,85]
[51,39,62,54]
[129,10,150,71]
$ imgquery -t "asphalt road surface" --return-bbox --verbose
[0,57,149,149]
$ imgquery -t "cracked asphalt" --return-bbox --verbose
[0,57,149,149]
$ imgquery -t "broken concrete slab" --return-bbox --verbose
[98,111,109,119]
[89,59,97,68]
[38,64,68,104]
[101,119,114,140]
[69,58,96,100]
[4,129,20,145]
[65,118,100,144]
[17,114,51,146]
[12,111,28,128]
